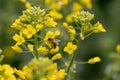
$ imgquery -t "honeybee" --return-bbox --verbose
[48,38,61,49]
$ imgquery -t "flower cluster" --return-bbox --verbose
[14,58,66,80]
[0,0,106,80]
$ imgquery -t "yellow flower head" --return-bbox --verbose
[44,30,60,48]
[45,0,52,4]
[37,46,49,54]
[73,2,82,12]
[11,19,23,30]
[116,44,120,53]
[11,44,23,53]
[51,2,61,10]
[63,22,69,29]
[58,0,68,5]
[68,28,76,41]
[27,44,34,52]
[80,33,85,40]
[64,42,77,54]
[49,10,63,20]
[19,0,26,3]
[14,68,25,79]
[63,22,76,40]
[52,53,62,61]
[80,0,92,9]
[56,69,67,79]
[0,64,16,80]
[88,57,101,64]
[93,22,106,33]
[50,46,59,54]
[36,23,43,32]
[44,16,57,27]
[13,32,25,45]
[25,2,31,9]
[21,24,36,39]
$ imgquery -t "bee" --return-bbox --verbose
[48,38,61,49]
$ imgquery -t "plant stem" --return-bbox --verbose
[34,33,39,59]
[65,42,80,80]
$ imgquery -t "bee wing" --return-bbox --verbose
[53,39,61,45]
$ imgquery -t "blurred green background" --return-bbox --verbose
[0,0,120,80]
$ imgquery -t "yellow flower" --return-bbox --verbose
[40,77,48,80]
[68,28,76,41]
[37,46,49,54]
[45,0,52,4]
[49,10,63,20]
[64,42,77,54]
[93,22,106,33]
[36,23,43,31]
[20,0,26,3]
[52,53,62,61]
[11,44,23,53]
[63,23,76,40]
[0,64,16,80]
[63,22,69,29]
[13,32,25,45]
[54,30,60,37]
[66,14,73,23]
[27,44,34,52]
[44,30,60,48]
[44,17,57,27]
[80,0,92,9]
[88,57,101,64]
[50,46,59,54]
[59,0,68,5]
[80,33,85,40]
[56,69,67,80]
[51,2,61,10]
[22,66,33,79]
[25,2,31,9]
[11,19,23,30]
[14,68,25,79]
[21,25,36,39]
[66,12,77,23]
[73,2,82,12]
[116,44,120,53]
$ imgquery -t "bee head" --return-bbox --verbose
[48,38,53,41]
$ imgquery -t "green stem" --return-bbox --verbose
[75,61,88,64]
[84,31,94,39]
[65,42,80,80]
[42,0,45,9]
[34,33,39,59]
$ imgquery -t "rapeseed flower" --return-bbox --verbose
[11,44,23,53]
[49,10,63,20]
[64,42,77,54]
[73,2,82,12]
[25,2,31,9]
[50,46,59,53]
[12,32,25,45]
[58,0,68,5]
[44,16,57,27]
[63,22,76,40]
[27,44,34,52]
[44,30,60,48]
[116,44,120,53]
[80,0,92,9]
[21,24,36,39]
[37,46,49,54]
[52,53,62,60]
[88,57,101,64]
[0,64,16,80]
[93,22,106,33]
[36,23,43,31]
